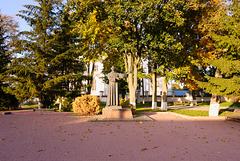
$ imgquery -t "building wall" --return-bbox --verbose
[89,61,173,97]
[90,62,107,96]
[98,96,211,104]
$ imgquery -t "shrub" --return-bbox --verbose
[62,97,73,112]
[120,98,134,108]
[0,91,19,111]
[73,95,100,116]
[120,98,136,115]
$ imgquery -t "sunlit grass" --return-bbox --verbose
[197,102,240,107]
[136,107,163,112]
[219,109,235,116]
[21,104,38,108]
[220,102,240,107]
[135,107,236,117]
[168,109,209,116]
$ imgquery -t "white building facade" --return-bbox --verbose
[86,61,173,101]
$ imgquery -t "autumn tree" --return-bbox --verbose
[68,0,108,94]
[196,0,240,109]
[172,0,223,106]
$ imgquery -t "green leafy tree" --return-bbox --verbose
[68,0,107,94]
[143,0,186,109]
[105,0,154,106]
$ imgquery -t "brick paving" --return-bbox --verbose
[0,111,239,161]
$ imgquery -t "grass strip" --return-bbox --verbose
[136,108,235,117]
[197,102,240,107]
[168,109,209,116]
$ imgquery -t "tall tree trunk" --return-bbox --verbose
[38,94,43,109]
[191,90,197,106]
[152,64,157,109]
[125,52,139,106]
[142,78,145,104]
[161,71,168,111]
[209,69,222,116]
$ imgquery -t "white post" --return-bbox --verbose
[59,103,62,112]
[209,104,220,116]
[161,102,167,111]
[38,102,42,109]
[137,90,141,104]
[152,102,157,109]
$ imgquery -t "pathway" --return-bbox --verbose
[0,111,239,161]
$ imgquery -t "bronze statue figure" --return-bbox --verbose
[106,66,128,107]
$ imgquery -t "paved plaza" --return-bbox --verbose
[0,111,239,161]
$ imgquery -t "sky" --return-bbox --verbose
[0,0,37,31]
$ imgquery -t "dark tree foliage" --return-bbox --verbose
[0,13,19,110]
[7,0,85,108]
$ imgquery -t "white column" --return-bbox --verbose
[161,102,167,111]
[59,103,62,112]
[209,104,220,116]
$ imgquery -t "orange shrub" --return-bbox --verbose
[73,95,100,116]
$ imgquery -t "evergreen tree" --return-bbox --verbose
[7,0,84,108]
[0,13,19,110]
[46,3,85,99]
[0,14,8,75]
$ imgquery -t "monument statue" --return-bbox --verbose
[106,66,128,107]
[102,66,133,119]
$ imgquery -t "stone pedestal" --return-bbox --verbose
[105,106,122,110]
[209,104,220,116]
[102,107,133,119]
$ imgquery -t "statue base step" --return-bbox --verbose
[102,108,133,119]
[105,106,122,109]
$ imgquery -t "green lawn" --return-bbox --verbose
[136,102,162,107]
[21,104,38,108]
[135,107,235,117]
[136,107,163,112]
[168,109,209,116]
[137,102,240,108]
[219,102,240,107]
[197,102,240,107]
